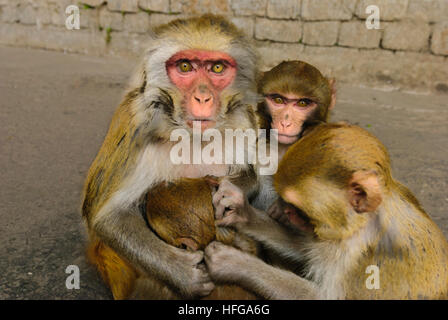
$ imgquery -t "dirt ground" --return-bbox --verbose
[0,46,447,299]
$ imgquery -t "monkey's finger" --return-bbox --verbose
[191,250,204,265]
[196,261,207,272]
[268,203,283,220]
[212,189,224,207]
[199,282,215,296]
[215,215,241,227]
[215,218,229,227]
[215,204,226,220]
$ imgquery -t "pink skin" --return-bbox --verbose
[282,202,314,233]
[266,93,318,145]
[166,49,237,131]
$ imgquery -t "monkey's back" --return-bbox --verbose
[146,178,259,300]
[146,178,216,251]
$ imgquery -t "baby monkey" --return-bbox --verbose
[206,123,448,299]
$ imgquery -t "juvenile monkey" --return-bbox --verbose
[206,123,448,299]
[82,15,259,300]
[252,60,336,211]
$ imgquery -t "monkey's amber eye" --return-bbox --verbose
[297,99,311,107]
[178,61,193,72]
[273,97,284,104]
[212,63,225,73]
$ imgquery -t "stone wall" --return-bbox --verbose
[0,0,447,94]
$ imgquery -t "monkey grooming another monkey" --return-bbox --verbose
[252,60,336,211]
[82,15,259,300]
[206,123,448,299]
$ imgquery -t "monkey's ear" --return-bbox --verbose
[348,170,382,213]
[328,78,336,110]
[204,175,220,193]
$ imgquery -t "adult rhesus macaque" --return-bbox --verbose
[82,15,259,300]
[206,123,448,299]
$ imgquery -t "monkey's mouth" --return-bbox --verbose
[286,208,314,233]
[187,119,216,131]
[277,133,299,145]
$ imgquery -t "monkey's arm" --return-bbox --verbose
[213,180,307,262]
[227,164,259,200]
[82,101,213,298]
[205,241,317,300]
[92,203,213,297]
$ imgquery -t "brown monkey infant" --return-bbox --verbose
[146,178,258,299]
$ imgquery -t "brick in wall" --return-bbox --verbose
[19,4,36,25]
[302,21,339,46]
[355,0,408,21]
[255,18,301,43]
[339,21,382,49]
[301,0,356,21]
[1,4,19,23]
[230,16,255,38]
[124,12,149,33]
[266,0,301,19]
[99,6,124,30]
[431,22,448,55]
[231,0,267,16]
[382,21,431,51]
[407,0,448,23]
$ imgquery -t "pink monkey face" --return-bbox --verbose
[166,49,237,131]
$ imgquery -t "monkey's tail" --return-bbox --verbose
[87,239,137,300]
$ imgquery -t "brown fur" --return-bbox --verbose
[275,123,448,299]
[146,178,258,299]
[87,239,137,300]
[205,123,448,299]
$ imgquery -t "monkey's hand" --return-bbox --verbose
[167,247,215,298]
[204,241,253,283]
[212,178,252,227]
[267,200,292,227]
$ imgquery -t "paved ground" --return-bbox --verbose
[0,46,447,299]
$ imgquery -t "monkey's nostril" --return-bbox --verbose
[194,96,212,104]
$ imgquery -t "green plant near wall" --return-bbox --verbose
[79,3,94,9]
[105,27,112,44]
